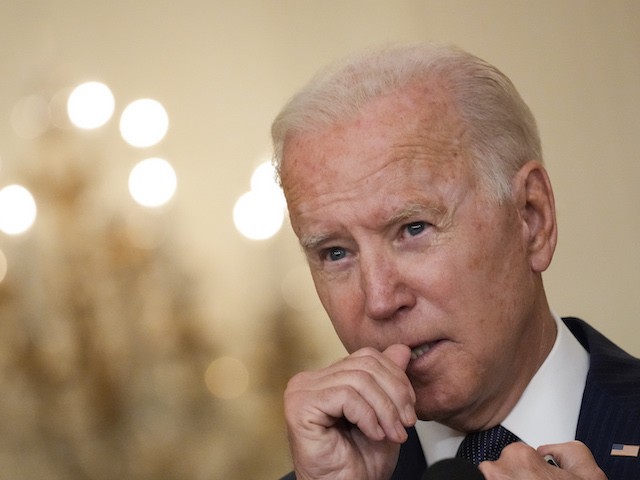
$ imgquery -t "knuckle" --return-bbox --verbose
[508,441,532,455]
[285,371,312,390]
[350,347,384,366]
[349,368,376,385]
[353,352,382,371]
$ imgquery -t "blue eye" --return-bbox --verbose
[406,222,426,236]
[326,247,347,262]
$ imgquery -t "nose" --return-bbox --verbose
[359,248,415,321]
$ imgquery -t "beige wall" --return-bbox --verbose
[1,0,638,359]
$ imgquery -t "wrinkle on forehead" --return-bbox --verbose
[286,154,460,227]
[283,130,469,212]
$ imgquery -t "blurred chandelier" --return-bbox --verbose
[1,81,177,239]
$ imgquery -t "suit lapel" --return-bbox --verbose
[565,317,640,479]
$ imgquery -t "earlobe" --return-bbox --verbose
[514,161,558,273]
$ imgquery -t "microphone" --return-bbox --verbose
[421,458,485,480]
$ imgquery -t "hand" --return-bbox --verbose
[479,440,607,479]
[283,344,417,480]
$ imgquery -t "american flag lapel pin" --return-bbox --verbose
[610,444,640,457]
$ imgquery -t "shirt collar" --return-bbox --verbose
[415,312,589,464]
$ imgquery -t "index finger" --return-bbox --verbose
[347,345,416,421]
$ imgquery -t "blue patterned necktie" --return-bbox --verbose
[456,425,521,465]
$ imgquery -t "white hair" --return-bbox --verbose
[271,42,542,202]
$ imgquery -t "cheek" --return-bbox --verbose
[457,219,526,305]
[410,250,474,310]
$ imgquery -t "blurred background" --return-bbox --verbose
[0,1,638,479]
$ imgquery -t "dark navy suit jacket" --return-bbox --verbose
[281,318,640,479]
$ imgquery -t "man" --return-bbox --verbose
[271,43,640,479]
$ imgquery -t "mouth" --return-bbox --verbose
[410,341,435,360]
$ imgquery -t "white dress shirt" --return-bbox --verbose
[415,312,590,464]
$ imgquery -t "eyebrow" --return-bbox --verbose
[299,232,332,252]
[299,202,444,252]
[385,203,433,225]
[384,201,447,229]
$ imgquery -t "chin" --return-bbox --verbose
[413,384,470,424]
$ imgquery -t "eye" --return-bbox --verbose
[324,246,347,262]
[405,222,427,237]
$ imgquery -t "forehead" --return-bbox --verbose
[280,86,472,209]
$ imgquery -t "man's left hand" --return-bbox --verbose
[479,440,607,479]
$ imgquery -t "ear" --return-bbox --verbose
[512,161,558,273]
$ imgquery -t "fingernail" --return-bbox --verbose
[404,405,417,425]
[396,421,408,441]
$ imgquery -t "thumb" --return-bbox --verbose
[383,344,412,370]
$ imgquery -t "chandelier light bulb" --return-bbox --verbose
[120,99,169,148]
[0,184,37,235]
[67,81,115,129]
[128,157,177,207]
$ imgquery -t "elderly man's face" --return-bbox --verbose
[280,87,547,429]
